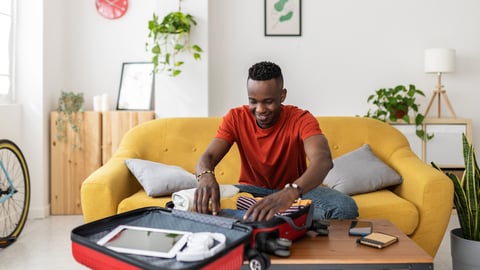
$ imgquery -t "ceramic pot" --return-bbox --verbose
[451,228,480,270]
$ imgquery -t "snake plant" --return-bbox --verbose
[432,133,480,241]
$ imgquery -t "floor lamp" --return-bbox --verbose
[423,48,457,118]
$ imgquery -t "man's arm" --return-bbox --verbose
[194,138,232,215]
[244,134,333,221]
[293,134,333,194]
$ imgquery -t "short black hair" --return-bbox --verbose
[248,61,283,81]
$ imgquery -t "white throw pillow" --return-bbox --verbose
[323,144,402,195]
[125,159,197,197]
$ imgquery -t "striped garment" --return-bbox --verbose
[236,196,311,216]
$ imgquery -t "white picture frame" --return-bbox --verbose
[116,62,155,110]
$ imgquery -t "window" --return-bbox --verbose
[0,0,15,103]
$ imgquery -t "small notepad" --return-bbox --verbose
[357,232,399,249]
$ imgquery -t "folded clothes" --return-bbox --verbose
[172,185,240,211]
[236,196,312,216]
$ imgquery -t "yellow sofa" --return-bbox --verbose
[80,116,453,257]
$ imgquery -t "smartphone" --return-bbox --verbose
[349,220,373,236]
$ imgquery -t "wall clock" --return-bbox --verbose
[96,0,128,20]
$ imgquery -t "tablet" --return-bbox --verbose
[96,225,191,258]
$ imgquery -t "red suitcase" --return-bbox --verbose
[71,207,263,270]
[220,197,316,258]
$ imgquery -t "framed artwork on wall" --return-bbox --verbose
[264,0,302,36]
[116,62,155,110]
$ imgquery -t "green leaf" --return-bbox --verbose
[415,114,424,126]
[165,53,171,65]
[151,44,160,54]
[192,45,203,52]
[172,70,182,76]
[174,44,184,51]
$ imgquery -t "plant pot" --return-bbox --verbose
[394,109,407,119]
[393,103,408,119]
[451,228,480,270]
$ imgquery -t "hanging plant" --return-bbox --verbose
[55,91,85,149]
[145,0,203,76]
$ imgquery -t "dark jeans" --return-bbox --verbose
[234,184,359,220]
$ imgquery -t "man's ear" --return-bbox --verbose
[281,88,287,102]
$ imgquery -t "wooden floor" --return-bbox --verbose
[0,212,459,269]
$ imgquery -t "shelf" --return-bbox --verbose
[390,118,472,168]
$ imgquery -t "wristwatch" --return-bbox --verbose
[284,183,303,198]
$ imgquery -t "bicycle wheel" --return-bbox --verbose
[0,139,30,247]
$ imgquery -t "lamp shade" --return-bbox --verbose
[424,48,456,73]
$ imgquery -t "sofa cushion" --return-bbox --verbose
[352,189,419,235]
[125,159,197,197]
[118,189,252,214]
[118,189,419,235]
[323,144,402,195]
[118,190,173,213]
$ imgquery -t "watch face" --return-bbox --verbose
[96,0,128,20]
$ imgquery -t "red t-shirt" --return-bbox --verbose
[216,105,323,189]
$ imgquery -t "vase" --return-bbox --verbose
[451,228,480,270]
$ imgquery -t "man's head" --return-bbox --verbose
[247,61,287,129]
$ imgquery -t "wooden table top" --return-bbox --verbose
[270,219,433,266]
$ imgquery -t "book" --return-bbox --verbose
[357,232,399,249]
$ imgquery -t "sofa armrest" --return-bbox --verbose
[390,147,453,256]
[81,157,141,223]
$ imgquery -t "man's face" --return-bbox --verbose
[247,78,286,129]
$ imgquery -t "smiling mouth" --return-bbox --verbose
[256,114,269,121]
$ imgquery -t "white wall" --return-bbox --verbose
[56,0,208,118]
[15,0,47,218]
[209,0,480,126]
[7,0,480,218]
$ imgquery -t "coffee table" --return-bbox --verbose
[245,219,433,270]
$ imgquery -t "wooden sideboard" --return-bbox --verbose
[50,111,155,215]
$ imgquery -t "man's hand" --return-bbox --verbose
[194,174,220,215]
[243,188,298,221]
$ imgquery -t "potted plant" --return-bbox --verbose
[55,91,85,149]
[145,0,203,77]
[432,134,480,270]
[363,84,433,140]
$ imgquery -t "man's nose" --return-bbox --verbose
[256,103,266,113]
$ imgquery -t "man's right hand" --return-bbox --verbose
[193,174,221,215]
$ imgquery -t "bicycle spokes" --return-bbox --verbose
[0,140,30,248]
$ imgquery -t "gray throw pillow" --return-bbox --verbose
[323,144,402,195]
[125,159,197,197]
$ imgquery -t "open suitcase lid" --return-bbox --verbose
[71,207,253,270]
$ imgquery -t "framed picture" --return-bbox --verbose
[116,62,155,110]
[264,0,301,36]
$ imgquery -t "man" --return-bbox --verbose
[194,61,358,221]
